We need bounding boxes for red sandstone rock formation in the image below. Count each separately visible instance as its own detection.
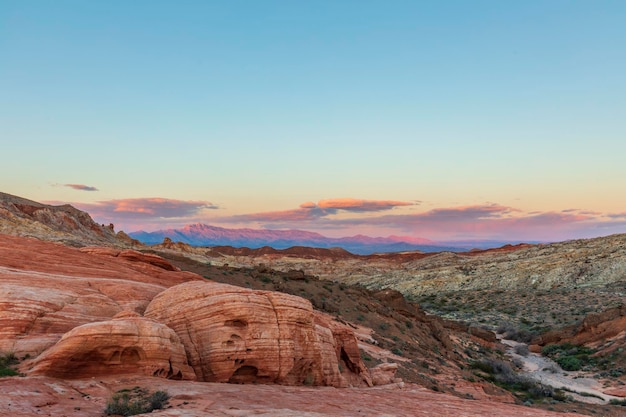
[29,312,195,380]
[0,234,377,387]
[534,305,626,350]
[145,280,372,387]
[0,235,201,357]
[79,247,181,271]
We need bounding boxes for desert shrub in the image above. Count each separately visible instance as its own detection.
[496,322,535,343]
[541,344,562,356]
[541,343,595,371]
[496,322,516,335]
[556,356,582,371]
[514,344,530,357]
[610,398,626,406]
[105,388,170,416]
[148,390,170,410]
[471,358,557,401]
[391,348,403,356]
[0,353,19,377]
[259,275,272,283]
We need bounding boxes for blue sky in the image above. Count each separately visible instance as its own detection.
[1,1,625,241]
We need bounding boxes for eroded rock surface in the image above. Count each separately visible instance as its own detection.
[0,234,376,388]
[29,312,195,380]
[0,234,201,357]
[145,280,371,387]
[0,375,586,417]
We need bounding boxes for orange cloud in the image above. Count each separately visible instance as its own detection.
[316,205,603,240]
[223,203,621,241]
[74,198,217,220]
[227,198,415,223]
[317,198,414,211]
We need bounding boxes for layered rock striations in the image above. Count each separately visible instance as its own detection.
[30,312,196,380]
[0,235,198,357]
[0,233,373,387]
[145,281,371,387]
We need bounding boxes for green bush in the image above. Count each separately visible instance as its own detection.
[105,388,170,416]
[541,343,595,371]
[556,356,582,371]
[391,348,403,356]
[610,398,626,406]
[0,353,19,377]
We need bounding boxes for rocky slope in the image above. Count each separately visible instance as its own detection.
[195,233,626,296]
[0,191,138,247]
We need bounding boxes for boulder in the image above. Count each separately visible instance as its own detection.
[370,362,399,386]
[29,312,195,380]
[145,281,371,387]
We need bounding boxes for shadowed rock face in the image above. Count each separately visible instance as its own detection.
[29,312,196,380]
[145,281,372,387]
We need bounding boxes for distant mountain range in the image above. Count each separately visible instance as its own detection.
[0,192,533,255]
[129,223,522,255]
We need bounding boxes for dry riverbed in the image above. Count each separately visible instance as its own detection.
[501,338,622,404]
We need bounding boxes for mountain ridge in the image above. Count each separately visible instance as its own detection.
[0,191,137,247]
[130,223,467,255]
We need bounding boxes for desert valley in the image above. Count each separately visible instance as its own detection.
[2,191,626,416]
[4,1,624,415]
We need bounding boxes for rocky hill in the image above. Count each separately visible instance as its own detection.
[198,233,626,296]
[0,191,138,247]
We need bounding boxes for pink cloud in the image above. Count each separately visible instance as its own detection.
[225,203,622,242]
[227,198,415,223]
[55,194,626,241]
[74,198,218,220]
[55,183,99,191]
[319,206,606,241]
[317,198,413,212]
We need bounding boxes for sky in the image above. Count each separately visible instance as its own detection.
[1,0,625,242]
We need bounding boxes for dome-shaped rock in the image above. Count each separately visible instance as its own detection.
[29,315,195,380]
[145,281,370,387]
